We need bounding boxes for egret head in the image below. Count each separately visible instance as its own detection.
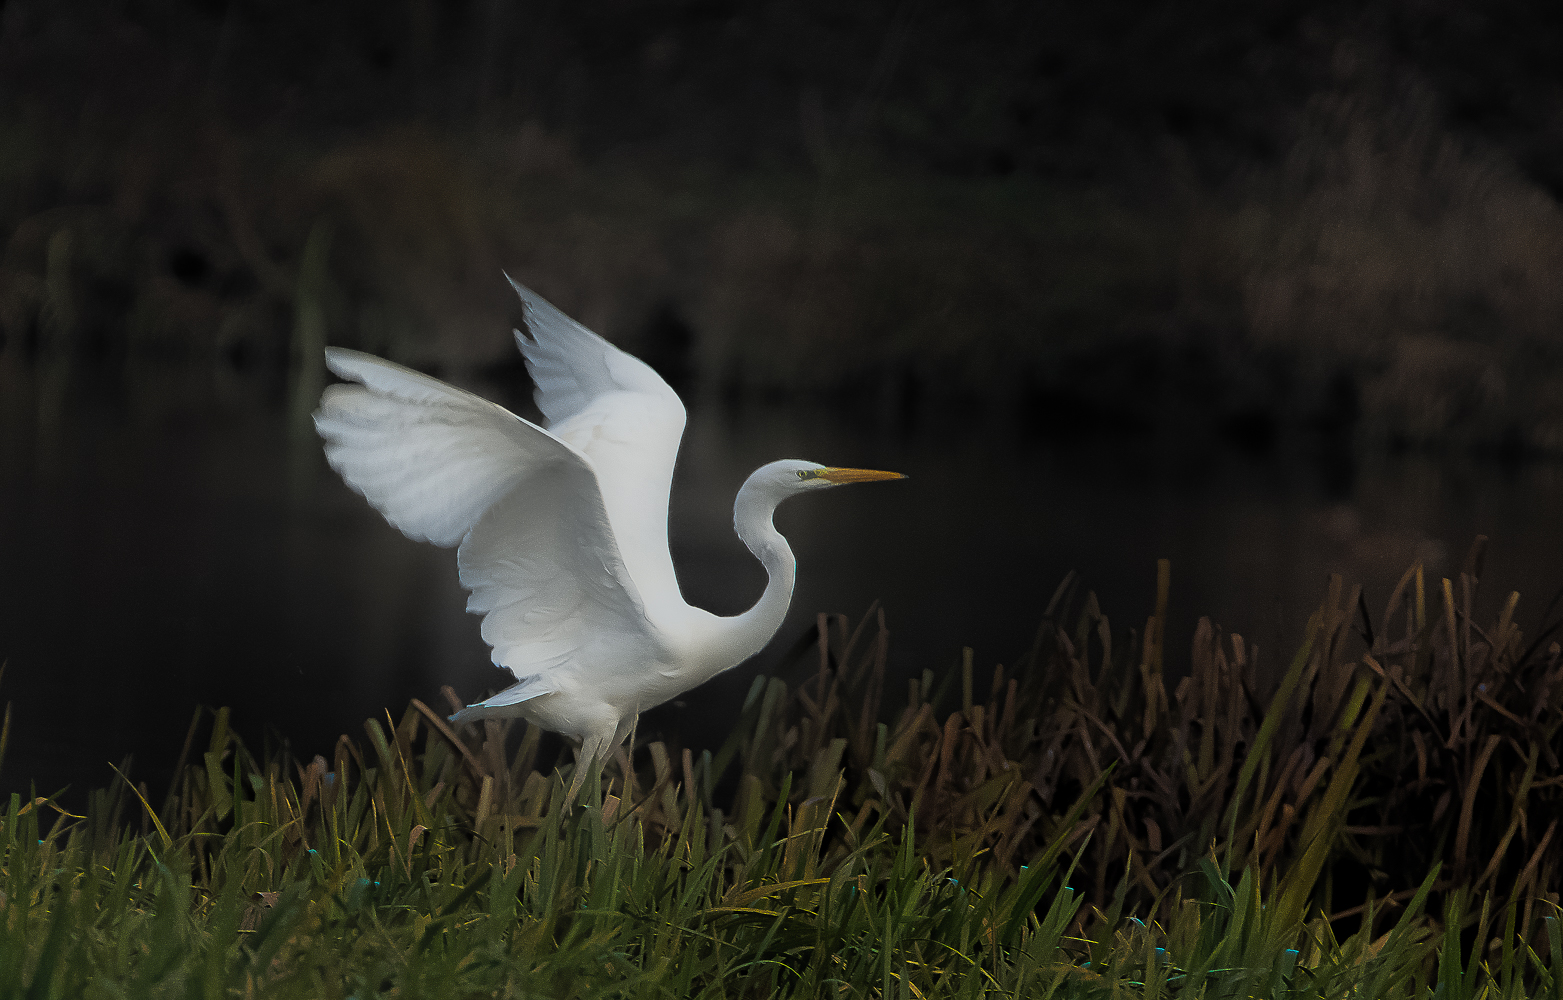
[744,459,906,504]
[734,459,905,549]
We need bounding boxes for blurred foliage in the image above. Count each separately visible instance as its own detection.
[3,0,1563,451]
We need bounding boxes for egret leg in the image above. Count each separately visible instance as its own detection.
[562,727,615,809]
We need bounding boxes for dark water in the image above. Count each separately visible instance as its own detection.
[4,354,1562,800]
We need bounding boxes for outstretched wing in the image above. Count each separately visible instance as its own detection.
[508,278,688,614]
[314,348,659,686]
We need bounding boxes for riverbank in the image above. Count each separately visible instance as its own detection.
[3,554,1560,995]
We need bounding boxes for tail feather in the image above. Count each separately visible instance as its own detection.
[447,675,557,725]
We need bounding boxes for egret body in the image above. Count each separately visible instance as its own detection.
[314,278,903,801]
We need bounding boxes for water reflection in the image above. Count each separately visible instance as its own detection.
[2,357,1560,799]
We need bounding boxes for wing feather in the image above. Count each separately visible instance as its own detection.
[316,350,538,547]
[507,278,688,614]
[508,276,680,425]
[314,348,657,684]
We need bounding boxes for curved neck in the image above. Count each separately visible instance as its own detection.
[704,476,797,670]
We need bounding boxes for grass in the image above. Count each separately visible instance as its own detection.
[5,546,1563,996]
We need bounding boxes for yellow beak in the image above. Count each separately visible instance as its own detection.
[817,467,908,484]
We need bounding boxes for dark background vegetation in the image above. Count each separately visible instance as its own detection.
[5,0,1563,804]
[3,0,1563,448]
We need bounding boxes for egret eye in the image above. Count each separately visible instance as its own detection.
[796,469,820,480]
[796,470,807,480]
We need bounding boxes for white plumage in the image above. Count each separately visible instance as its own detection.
[314,277,903,802]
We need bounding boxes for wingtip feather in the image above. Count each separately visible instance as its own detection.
[324,346,388,384]
[504,273,544,322]
[323,346,355,380]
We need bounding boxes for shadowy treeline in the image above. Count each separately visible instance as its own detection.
[3,0,1563,452]
[6,0,1559,186]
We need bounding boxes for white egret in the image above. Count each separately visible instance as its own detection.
[314,277,904,803]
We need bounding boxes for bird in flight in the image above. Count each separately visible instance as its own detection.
[314,277,904,804]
